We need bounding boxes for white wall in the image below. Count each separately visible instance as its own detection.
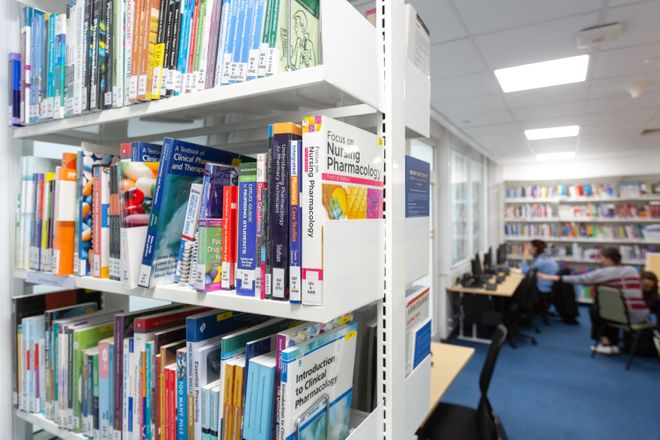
[502,152,660,181]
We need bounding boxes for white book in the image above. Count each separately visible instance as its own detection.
[113,0,125,107]
[300,116,384,305]
[197,0,216,91]
[188,336,223,439]
[214,0,232,87]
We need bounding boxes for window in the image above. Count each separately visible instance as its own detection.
[450,150,484,265]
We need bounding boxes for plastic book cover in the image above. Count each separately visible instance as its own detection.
[218,0,239,85]
[175,183,203,285]
[118,143,161,289]
[221,185,238,290]
[200,161,238,219]
[279,322,358,440]
[236,161,258,296]
[53,153,78,276]
[300,116,383,305]
[232,0,254,83]
[197,218,223,292]
[269,122,301,300]
[138,138,250,288]
[246,0,267,80]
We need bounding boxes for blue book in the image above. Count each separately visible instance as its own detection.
[219,0,240,85]
[30,9,45,123]
[232,0,254,83]
[289,139,302,303]
[246,0,266,80]
[137,138,251,288]
[236,161,258,296]
[9,53,21,125]
[241,336,274,438]
[199,162,238,220]
[120,141,162,162]
[176,0,194,94]
[246,352,276,440]
[176,347,187,440]
[53,14,66,118]
[46,13,56,119]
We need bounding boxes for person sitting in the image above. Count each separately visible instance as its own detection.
[641,270,659,330]
[520,239,559,295]
[538,247,649,355]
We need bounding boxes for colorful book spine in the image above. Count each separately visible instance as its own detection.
[30,172,44,271]
[246,0,266,80]
[203,0,221,88]
[199,162,238,220]
[213,0,231,87]
[109,163,121,280]
[218,0,239,85]
[176,348,187,440]
[236,161,258,296]
[229,0,248,83]
[289,139,302,303]
[175,183,203,284]
[268,122,301,300]
[53,153,78,276]
[20,7,33,125]
[255,153,267,298]
[53,14,66,118]
[221,185,238,290]
[9,53,21,125]
[92,165,111,278]
[196,218,223,292]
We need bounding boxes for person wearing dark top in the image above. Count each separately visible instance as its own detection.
[641,271,659,330]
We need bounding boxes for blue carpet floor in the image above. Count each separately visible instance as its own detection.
[442,315,660,440]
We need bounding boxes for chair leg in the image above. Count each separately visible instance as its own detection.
[626,331,641,371]
[592,325,603,359]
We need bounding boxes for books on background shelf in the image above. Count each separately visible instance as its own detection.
[15,292,358,440]
[11,0,322,127]
[504,222,648,241]
[505,180,660,201]
[505,202,660,221]
[506,243,648,265]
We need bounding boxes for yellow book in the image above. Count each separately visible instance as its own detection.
[41,171,55,271]
[232,357,246,440]
[221,363,235,440]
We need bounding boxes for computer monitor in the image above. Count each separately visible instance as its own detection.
[472,252,483,278]
[496,243,507,265]
[483,247,493,272]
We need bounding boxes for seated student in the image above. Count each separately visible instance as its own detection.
[538,247,650,355]
[520,239,559,295]
[641,271,659,329]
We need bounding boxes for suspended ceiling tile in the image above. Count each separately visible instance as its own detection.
[430,39,487,79]
[432,94,509,117]
[602,1,660,50]
[431,72,501,101]
[504,82,589,109]
[593,41,660,78]
[408,0,467,44]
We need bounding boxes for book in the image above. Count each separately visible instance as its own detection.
[236,161,258,296]
[278,322,358,440]
[118,142,162,289]
[109,163,121,280]
[176,347,188,440]
[221,185,238,290]
[200,161,238,220]
[10,52,22,125]
[196,218,223,292]
[92,164,111,278]
[191,340,221,440]
[138,138,250,288]
[405,286,430,376]
[175,183,203,285]
[231,356,246,440]
[53,152,78,276]
[98,337,114,439]
[301,116,384,305]
[255,153,268,298]
[269,122,301,300]
[244,351,276,440]
[289,138,302,303]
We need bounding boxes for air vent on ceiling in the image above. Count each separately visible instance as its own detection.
[577,23,622,49]
[640,128,660,136]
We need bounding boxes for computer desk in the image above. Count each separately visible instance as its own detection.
[421,342,475,427]
[447,271,524,343]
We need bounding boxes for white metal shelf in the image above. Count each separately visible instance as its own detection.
[17,272,381,323]
[504,236,660,245]
[504,196,660,204]
[506,254,645,265]
[15,411,85,440]
[504,217,660,223]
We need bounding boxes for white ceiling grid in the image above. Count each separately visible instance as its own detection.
[410,0,660,162]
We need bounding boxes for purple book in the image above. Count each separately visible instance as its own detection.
[199,162,238,219]
[205,0,223,88]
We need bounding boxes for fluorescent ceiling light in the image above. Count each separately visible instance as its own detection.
[536,152,576,161]
[525,125,580,141]
[494,55,589,93]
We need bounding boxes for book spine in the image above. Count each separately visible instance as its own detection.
[175,183,203,284]
[197,218,223,293]
[92,165,101,277]
[113,317,125,432]
[137,138,173,288]
[45,13,56,119]
[219,0,239,85]
[145,0,161,100]
[220,363,234,440]
[289,139,302,303]
[89,0,100,111]
[129,0,142,102]
[262,151,272,299]
[269,126,293,300]
[176,350,187,440]
[151,0,168,98]
[102,0,113,109]
[254,154,267,298]
[109,163,121,280]
[246,0,266,80]
[236,164,257,296]
[20,8,32,125]
[301,117,324,305]
[112,0,124,107]
[53,15,66,118]
[166,0,182,96]
[228,0,246,83]
[221,186,237,290]
[213,0,231,87]
[9,53,21,125]
[175,0,191,95]
[265,0,280,76]
[93,353,100,438]
[124,0,135,104]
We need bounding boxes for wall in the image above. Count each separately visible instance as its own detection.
[502,152,660,181]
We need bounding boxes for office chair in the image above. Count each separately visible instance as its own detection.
[504,271,539,348]
[417,325,508,440]
[593,285,656,370]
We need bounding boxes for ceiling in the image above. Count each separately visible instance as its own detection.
[409,0,660,163]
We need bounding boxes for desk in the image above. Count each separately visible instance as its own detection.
[447,272,524,343]
[421,342,475,427]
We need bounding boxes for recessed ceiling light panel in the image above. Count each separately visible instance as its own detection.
[494,55,589,93]
[525,125,580,141]
[536,152,576,161]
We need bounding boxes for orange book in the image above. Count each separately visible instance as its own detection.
[143,0,161,101]
[130,0,144,102]
[231,357,246,440]
[221,363,235,440]
[53,153,77,275]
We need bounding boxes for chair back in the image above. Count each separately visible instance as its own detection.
[596,285,630,326]
[477,324,508,440]
[479,324,507,396]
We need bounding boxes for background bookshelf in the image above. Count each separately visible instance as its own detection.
[504,176,660,304]
[5,0,432,439]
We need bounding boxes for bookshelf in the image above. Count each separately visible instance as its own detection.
[504,177,660,304]
[6,0,432,439]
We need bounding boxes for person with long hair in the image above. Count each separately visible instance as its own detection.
[521,239,558,294]
[538,247,650,354]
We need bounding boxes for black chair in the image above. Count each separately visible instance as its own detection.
[504,271,539,348]
[550,268,580,325]
[417,325,508,440]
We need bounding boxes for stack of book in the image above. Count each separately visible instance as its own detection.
[15,116,384,307]
[10,0,322,126]
[16,294,358,440]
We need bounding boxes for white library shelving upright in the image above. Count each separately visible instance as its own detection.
[4,0,432,439]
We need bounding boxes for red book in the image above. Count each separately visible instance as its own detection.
[165,364,176,440]
[133,306,208,333]
[154,353,161,439]
[221,186,238,290]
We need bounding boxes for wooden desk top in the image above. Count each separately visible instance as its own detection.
[429,342,475,409]
[447,271,524,297]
